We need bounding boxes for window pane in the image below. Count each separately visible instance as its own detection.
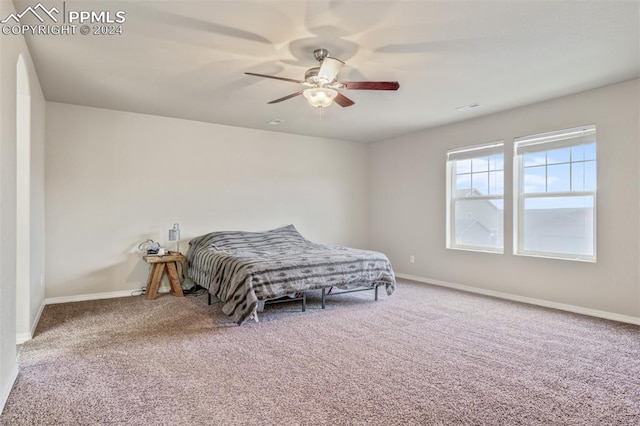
[490,199,504,210]
[522,196,595,256]
[454,199,503,249]
[456,159,471,174]
[456,173,471,191]
[489,171,504,195]
[571,161,595,192]
[547,147,570,164]
[489,154,504,171]
[472,157,489,172]
[571,143,596,162]
[584,143,596,160]
[547,164,570,192]
[525,196,594,209]
[472,172,489,195]
[584,161,596,191]
[524,152,545,167]
[572,162,585,191]
[571,145,585,161]
[524,166,546,193]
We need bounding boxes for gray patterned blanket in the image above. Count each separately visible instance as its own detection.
[187,225,396,324]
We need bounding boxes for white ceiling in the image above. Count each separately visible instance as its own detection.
[16,0,640,143]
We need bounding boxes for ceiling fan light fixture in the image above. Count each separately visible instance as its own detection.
[303,87,338,108]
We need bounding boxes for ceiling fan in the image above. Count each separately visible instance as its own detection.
[245,48,400,108]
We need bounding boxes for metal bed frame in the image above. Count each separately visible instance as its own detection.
[208,292,307,312]
[321,284,380,309]
[206,283,381,317]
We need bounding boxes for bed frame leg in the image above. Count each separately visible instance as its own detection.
[375,284,379,301]
[208,293,211,306]
[302,293,306,312]
[321,288,326,309]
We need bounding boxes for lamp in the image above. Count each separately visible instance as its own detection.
[168,223,180,254]
[303,87,338,108]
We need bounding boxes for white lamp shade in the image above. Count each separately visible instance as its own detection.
[169,223,180,241]
[303,88,338,108]
[317,57,344,83]
[168,223,181,253]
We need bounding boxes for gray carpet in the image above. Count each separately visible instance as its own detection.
[1,280,639,425]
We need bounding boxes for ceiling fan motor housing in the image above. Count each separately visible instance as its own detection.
[304,67,321,84]
[313,48,330,62]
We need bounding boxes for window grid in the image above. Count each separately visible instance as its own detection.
[447,142,504,253]
[455,157,504,197]
[515,126,596,262]
[523,146,595,194]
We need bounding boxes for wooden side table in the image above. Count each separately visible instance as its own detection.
[143,253,185,300]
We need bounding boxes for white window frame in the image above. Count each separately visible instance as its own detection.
[513,125,597,262]
[446,141,504,253]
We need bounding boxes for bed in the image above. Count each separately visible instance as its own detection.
[187,225,396,324]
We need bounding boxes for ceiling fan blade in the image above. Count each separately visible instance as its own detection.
[343,81,400,90]
[245,72,304,84]
[318,57,344,82]
[334,92,355,108]
[267,90,304,104]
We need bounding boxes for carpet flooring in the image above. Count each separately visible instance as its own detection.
[1,280,639,425]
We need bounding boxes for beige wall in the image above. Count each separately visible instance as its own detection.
[369,79,640,318]
[0,1,46,411]
[45,103,369,298]
[28,69,46,330]
[15,54,46,341]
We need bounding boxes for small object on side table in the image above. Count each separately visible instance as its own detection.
[142,253,186,300]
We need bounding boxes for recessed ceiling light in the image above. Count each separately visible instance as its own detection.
[456,103,480,111]
[266,118,285,126]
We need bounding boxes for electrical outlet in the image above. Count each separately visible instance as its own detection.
[410,255,415,264]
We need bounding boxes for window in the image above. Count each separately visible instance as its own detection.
[447,141,504,252]
[514,125,596,261]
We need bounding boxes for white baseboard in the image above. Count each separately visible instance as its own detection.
[16,291,138,345]
[16,290,133,344]
[396,273,640,326]
[0,364,18,414]
[16,299,47,344]
[44,289,138,305]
